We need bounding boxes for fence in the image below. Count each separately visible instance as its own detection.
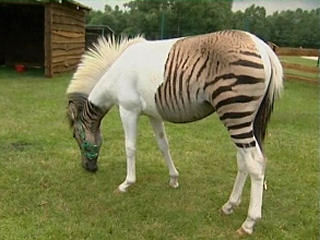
[274,47,319,84]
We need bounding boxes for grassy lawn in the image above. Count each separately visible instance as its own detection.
[0,66,318,240]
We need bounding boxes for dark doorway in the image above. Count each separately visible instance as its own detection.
[0,4,44,68]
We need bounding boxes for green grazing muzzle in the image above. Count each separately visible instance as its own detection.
[82,141,100,160]
[78,123,100,161]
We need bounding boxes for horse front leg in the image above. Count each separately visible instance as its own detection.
[149,117,179,188]
[118,106,139,192]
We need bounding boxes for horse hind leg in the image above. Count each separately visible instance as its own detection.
[221,150,248,215]
[237,144,266,235]
[219,115,266,234]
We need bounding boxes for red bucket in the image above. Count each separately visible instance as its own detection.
[15,64,26,73]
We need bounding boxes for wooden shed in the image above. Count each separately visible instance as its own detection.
[0,0,90,77]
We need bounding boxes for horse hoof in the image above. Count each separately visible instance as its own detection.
[236,227,250,237]
[220,207,232,216]
[221,203,234,215]
[114,187,126,194]
[169,177,179,188]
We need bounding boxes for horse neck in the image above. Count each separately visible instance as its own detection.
[87,66,117,112]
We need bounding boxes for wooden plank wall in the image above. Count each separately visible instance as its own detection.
[276,47,319,57]
[45,3,86,77]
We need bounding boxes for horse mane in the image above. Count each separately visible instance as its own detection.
[66,35,145,127]
[66,35,146,95]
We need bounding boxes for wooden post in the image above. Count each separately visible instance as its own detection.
[44,3,53,77]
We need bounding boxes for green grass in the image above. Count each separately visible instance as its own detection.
[0,67,318,239]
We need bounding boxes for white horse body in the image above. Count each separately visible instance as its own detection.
[89,38,180,119]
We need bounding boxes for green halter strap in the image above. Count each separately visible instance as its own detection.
[79,123,100,160]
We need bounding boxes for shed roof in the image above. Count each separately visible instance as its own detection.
[86,25,115,34]
[0,0,90,10]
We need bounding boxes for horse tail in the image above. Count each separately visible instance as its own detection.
[253,39,283,152]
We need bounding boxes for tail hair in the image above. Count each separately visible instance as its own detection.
[254,43,284,152]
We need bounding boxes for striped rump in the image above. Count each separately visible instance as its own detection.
[155,30,283,149]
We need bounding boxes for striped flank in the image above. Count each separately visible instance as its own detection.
[155,30,269,148]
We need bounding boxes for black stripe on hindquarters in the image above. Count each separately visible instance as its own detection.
[240,50,261,58]
[186,56,201,104]
[168,48,181,112]
[204,74,263,90]
[176,56,190,110]
[220,111,254,121]
[231,131,254,139]
[235,141,256,148]
[211,76,264,100]
[230,59,264,69]
[165,47,175,80]
[162,47,176,112]
[163,78,171,113]
[173,55,189,111]
[227,121,252,130]
[215,95,260,111]
[236,75,264,85]
[204,73,236,90]
[196,55,210,80]
[211,85,233,100]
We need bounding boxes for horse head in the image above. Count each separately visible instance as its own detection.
[67,93,103,172]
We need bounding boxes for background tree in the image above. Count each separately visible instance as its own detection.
[231,5,270,41]
[86,0,320,48]
[268,8,320,48]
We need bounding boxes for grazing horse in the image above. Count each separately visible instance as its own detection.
[66,30,283,235]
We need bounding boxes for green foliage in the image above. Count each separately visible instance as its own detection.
[86,1,320,48]
[267,8,320,48]
[231,6,320,47]
[88,0,233,39]
[232,5,269,40]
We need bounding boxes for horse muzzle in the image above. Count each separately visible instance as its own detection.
[81,141,100,172]
[82,157,98,172]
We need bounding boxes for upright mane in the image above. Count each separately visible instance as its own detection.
[66,35,146,96]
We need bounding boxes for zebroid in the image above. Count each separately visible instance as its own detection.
[66,30,283,235]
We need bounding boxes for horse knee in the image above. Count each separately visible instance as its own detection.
[247,160,265,180]
[125,144,136,158]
